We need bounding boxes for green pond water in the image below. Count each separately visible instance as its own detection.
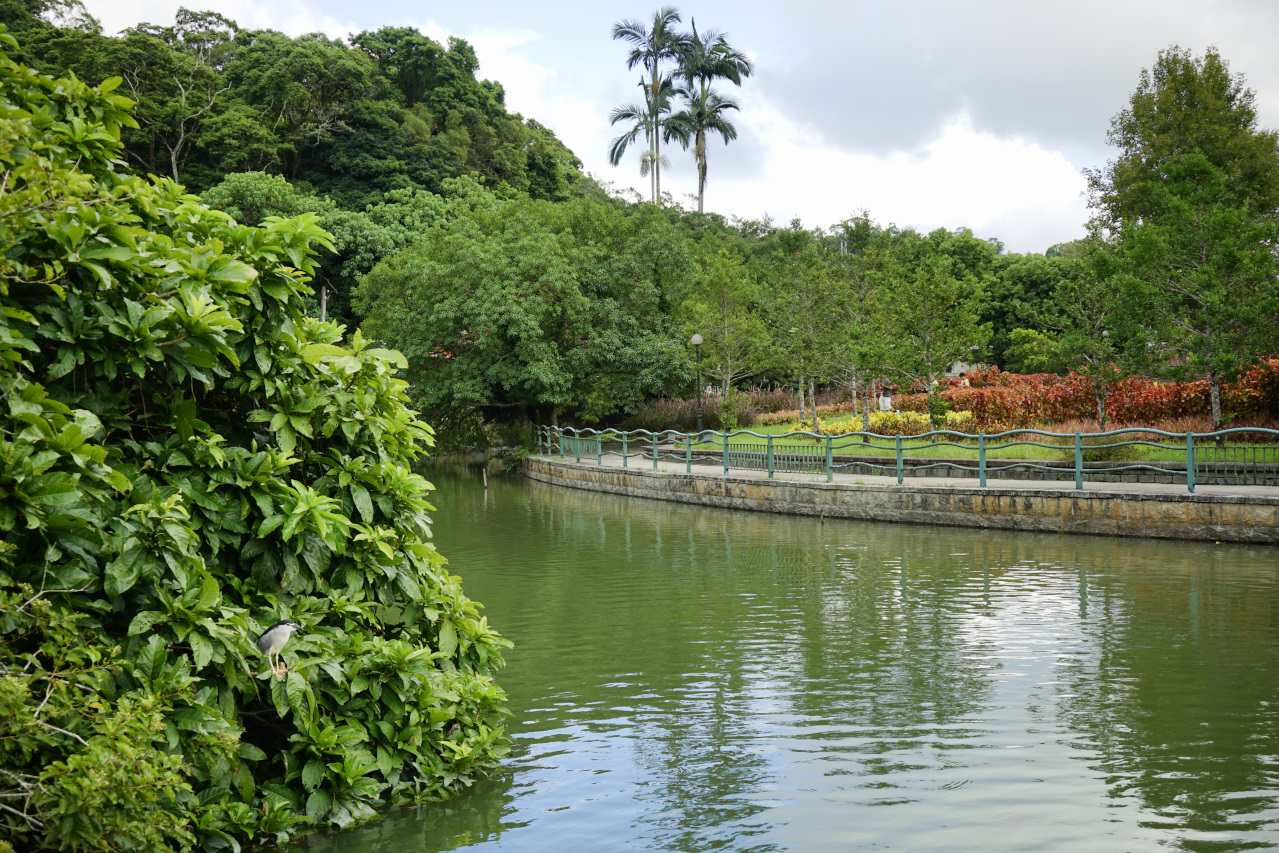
[305,464,1279,852]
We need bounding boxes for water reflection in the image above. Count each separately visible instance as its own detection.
[304,467,1279,852]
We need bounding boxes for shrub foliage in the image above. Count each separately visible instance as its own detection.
[893,363,1279,429]
[0,31,508,852]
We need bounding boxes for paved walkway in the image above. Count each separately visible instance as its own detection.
[546,452,1279,502]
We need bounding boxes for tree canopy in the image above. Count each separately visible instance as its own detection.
[1087,46,1279,429]
[355,187,696,445]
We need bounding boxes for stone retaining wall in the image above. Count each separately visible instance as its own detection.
[525,457,1279,544]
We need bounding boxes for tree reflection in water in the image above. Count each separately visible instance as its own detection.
[306,465,1279,853]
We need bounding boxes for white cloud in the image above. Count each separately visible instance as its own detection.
[657,94,1089,251]
[83,0,357,38]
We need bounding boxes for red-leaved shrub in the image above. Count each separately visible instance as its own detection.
[895,359,1279,431]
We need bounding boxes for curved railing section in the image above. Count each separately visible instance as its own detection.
[534,425,1279,494]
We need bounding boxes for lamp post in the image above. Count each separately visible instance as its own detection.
[691,333,704,434]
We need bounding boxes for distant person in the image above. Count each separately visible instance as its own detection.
[878,379,895,412]
[960,372,970,387]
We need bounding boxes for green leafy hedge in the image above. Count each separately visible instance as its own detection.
[0,29,508,853]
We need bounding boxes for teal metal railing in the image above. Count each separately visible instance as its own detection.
[535,426,1279,494]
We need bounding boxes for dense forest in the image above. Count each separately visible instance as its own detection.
[7,1,1278,449]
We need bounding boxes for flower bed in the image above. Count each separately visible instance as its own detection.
[893,358,1279,429]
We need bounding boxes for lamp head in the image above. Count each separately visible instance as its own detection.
[690,333,703,346]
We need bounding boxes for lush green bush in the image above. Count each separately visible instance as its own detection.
[0,30,508,852]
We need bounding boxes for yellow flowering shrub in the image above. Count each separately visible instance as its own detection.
[789,411,977,436]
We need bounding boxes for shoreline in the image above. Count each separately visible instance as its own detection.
[525,456,1279,544]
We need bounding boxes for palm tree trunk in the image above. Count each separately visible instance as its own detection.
[697,130,707,214]
[655,132,662,205]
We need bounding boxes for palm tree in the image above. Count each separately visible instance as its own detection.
[609,75,678,204]
[611,6,687,204]
[672,22,754,213]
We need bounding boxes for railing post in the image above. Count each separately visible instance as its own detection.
[557,427,564,461]
[895,436,903,485]
[767,435,774,479]
[1187,432,1196,494]
[622,432,628,468]
[723,430,729,477]
[1074,432,1083,490]
[653,432,659,470]
[597,434,602,466]
[978,434,987,488]
[685,432,692,473]
[825,435,833,483]
[573,430,580,464]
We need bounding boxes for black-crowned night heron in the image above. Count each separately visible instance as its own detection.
[256,619,301,677]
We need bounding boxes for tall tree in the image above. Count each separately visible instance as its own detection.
[609,74,677,204]
[880,233,990,424]
[678,247,767,399]
[611,6,686,204]
[1088,46,1279,228]
[1087,46,1279,431]
[827,214,892,432]
[671,22,752,214]
[757,228,836,420]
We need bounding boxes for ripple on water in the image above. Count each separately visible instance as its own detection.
[306,467,1279,853]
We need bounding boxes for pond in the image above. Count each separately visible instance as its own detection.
[304,463,1279,852]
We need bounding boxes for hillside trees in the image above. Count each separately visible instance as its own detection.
[15,11,586,203]
[201,170,469,329]
[0,33,508,851]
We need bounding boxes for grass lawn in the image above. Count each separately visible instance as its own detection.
[588,414,1272,463]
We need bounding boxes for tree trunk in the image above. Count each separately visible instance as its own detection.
[1209,370,1223,433]
[860,373,872,440]
[654,123,662,205]
[809,380,817,418]
[1094,382,1107,431]
[651,142,657,204]
[798,375,806,422]
[697,130,707,214]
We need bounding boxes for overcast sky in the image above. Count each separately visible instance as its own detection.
[80,0,1279,253]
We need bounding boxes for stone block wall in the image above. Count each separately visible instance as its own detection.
[525,458,1279,544]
